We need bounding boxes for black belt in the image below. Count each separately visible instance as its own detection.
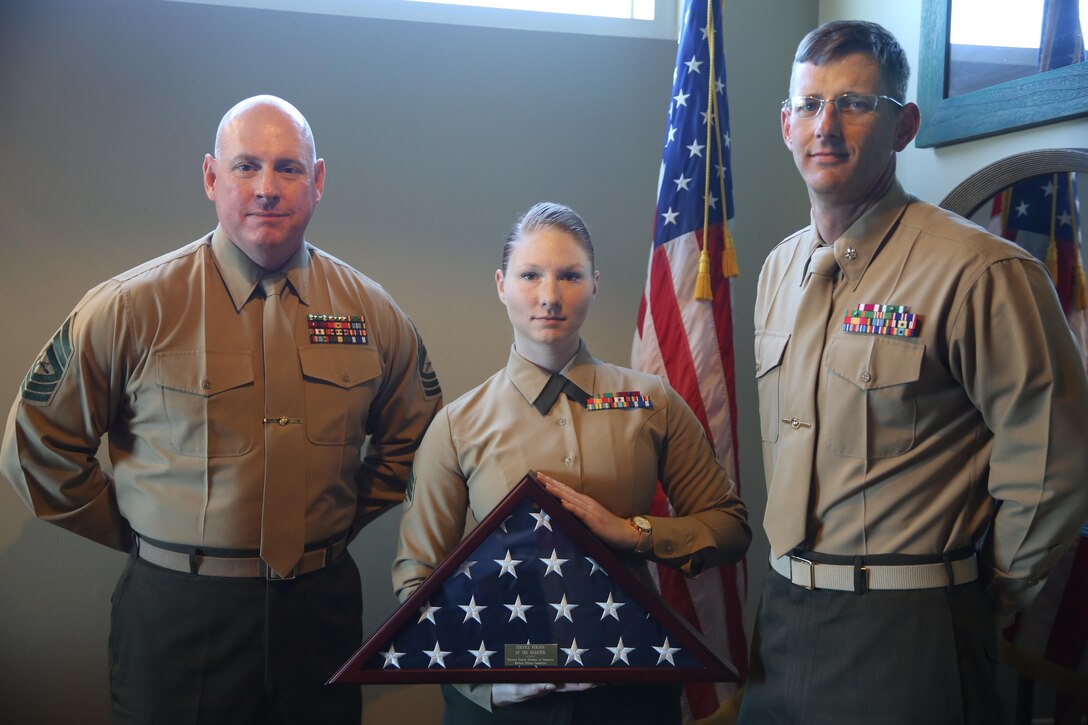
[134,532,350,580]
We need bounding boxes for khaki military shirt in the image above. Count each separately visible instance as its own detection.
[394,342,750,711]
[1,228,442,552]
[754,182,1088,613]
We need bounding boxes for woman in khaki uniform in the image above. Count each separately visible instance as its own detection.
[393,202,751,724]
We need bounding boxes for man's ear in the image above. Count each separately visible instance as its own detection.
[496,269,506,304]
[313,158,326,203]
[202,154,217,201]
[781,106,795,151]
[892,103,921,152]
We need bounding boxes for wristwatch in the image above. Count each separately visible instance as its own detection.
[629,516,653,554]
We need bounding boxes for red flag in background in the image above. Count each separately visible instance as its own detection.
[632,0,746,719]
[991,172,1088,719]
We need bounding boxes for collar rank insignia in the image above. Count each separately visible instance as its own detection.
[308,314,367,345]
[586,391,652,411]
[842,303,921,338]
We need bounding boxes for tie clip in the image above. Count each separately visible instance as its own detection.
[782,417,811,429]
[263,416,303,426]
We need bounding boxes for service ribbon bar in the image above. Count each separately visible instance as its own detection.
[857,303,909,314]
[308,313,368,344]
[586,391,653,411]
[842,304,920,338]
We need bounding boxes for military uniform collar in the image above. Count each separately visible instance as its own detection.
[506,342,597,406]
[210,226,313,311]
[802,181,913,291]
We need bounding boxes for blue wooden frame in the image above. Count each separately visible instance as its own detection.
[916,0,1088,148]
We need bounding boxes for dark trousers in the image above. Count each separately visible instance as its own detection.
[440,682,682,725]
[738,564,1006,725]
[109,550,363,725]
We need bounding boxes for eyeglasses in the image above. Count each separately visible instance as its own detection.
[782,93,904,119]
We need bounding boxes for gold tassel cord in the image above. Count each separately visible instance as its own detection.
[712,80,739,279]
[694,0,717,301]
[1067,173,1087,311]
[1045,173,1059,282]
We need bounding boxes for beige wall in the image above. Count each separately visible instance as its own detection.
[3,0,1083,721]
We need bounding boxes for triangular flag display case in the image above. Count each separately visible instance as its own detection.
[330,473,739,685]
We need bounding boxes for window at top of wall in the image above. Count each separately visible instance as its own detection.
[167,0,679,39]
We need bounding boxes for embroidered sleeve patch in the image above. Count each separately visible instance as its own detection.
[21,318,74,405]
[404,468,416,510]
[842,304,921,337]
[416,329,442,400]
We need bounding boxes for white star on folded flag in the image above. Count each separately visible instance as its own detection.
[424,642,450,669]
[505,595,532,623]
[540,549,568,577]
[550,594,578,623]
[469,641,497,668]
[459,595,486,624]
[607,637,635,665]
[417,604,440,624]
[495,550,521,578]
[654,637,682,666]
[597,592,625,621]
[380,645,405,669]
[531,510,552,531]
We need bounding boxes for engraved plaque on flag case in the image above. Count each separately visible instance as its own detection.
[330,474,739,685]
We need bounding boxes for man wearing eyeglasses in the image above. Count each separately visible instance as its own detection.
[739,20,1088,724]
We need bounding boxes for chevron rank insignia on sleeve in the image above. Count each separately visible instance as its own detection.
[21,318,73,405]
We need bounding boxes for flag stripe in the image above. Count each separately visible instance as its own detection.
[646,242,711,426]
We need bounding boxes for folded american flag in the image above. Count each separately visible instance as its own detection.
[330,474,737,684]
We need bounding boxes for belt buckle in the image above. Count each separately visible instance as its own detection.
[263,562,298,581]
[790,556,816,589]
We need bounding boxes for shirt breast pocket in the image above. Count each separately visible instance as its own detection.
[823,334,924,459]
[754,330,790,443]
[299,347,383,445]
[156,351,255,457]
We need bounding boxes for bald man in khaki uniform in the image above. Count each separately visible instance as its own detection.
[1,96,442,724]
[738,21,1088,725]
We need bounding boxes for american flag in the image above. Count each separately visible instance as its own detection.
[331,475,737,685]
[632,0,747,717]
[987,171,1087,374]
[991,172,1088,719]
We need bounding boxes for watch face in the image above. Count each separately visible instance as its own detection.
[632,516,651,533]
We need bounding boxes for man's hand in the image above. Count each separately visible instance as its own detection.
[491,682,596,707]
[535,473,641,551]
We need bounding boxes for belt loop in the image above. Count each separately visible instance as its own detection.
[324,539,335,567]
[943,552,955,592]
[852,556,869,595]
[188,549,201,576]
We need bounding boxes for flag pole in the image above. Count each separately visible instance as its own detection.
[694,0,717,301]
